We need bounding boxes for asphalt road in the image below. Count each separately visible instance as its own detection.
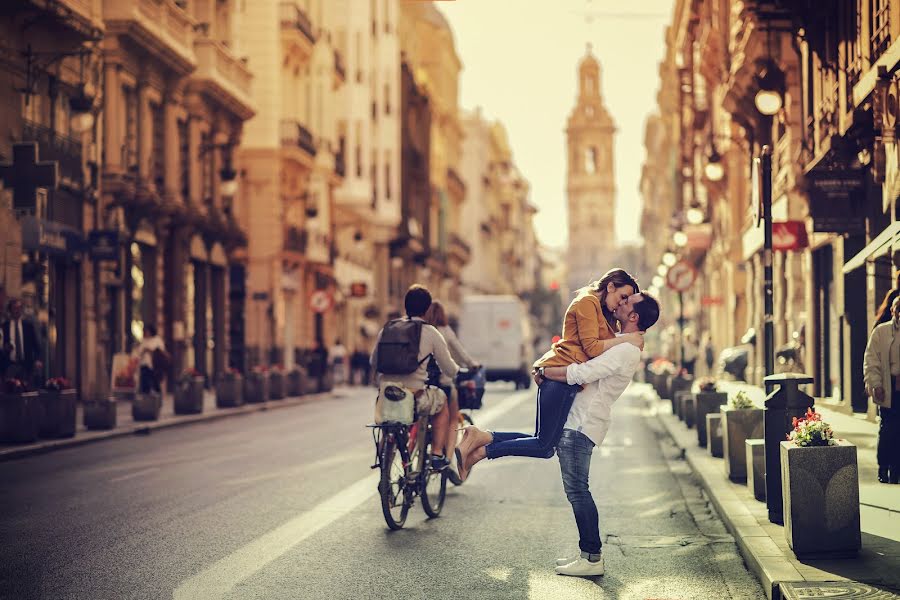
[1,383,766,600]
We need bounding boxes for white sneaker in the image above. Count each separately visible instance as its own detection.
[556,554,579,567]
[555,556,605,577]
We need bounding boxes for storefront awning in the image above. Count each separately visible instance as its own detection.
[842,222,900,274]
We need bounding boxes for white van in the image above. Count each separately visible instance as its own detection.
[458,295,533,389]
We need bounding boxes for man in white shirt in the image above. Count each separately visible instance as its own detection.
[539,292,660,578]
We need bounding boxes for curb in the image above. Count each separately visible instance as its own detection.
[652,396,805,600]
[0,391,336,462]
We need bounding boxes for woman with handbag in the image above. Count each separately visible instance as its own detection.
[863,296,900,483]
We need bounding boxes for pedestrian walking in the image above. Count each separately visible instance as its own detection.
[331,339,348,385]
[133,324,167,395]
[455,269,643,479]
[863,296,900,484]
[874,271,900,327]
[682,328,698,375]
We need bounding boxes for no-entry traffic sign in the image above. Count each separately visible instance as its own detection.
[309,290,332,313]
[665,260,697,292]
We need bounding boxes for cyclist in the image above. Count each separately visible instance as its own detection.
[424,300,480,480]
[371,285,460,470]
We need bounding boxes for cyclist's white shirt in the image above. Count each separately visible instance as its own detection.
[563,340,641,446]
[370,317,460,391]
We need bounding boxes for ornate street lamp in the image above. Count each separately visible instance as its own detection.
[673,230,688,247]
[754,62,785,116]
[704,146,724,182]
[662,251,677,267]
[68,84,95,134]
[686,205,705,225]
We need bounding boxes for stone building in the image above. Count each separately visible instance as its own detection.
[238,0,343,368]
[566,45,617,293]
[0,0,104,397]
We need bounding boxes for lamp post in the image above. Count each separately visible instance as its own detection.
[760,145,775,380]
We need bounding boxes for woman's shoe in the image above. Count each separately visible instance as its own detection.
[878,466,890,483]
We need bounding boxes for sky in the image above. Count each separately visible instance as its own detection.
[438,0,674,249]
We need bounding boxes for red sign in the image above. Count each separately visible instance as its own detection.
[309,290,332,313]
[349,282,368,298]
[772,221,809,252]
[701,296,724,306]
[666,260,698,292]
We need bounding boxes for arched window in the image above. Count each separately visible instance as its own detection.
[584,147,597,174]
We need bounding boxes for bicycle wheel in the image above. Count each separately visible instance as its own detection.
[421,430,448,518]
[379,435,410,530]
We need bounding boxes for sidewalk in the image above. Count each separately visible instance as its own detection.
[0,385,356,462]
[641,381,900,599]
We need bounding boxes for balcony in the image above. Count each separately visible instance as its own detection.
[280,120,317,162]
[334,149,345,177]
[191,36,255,121]
[447,233,471,266]
[280,2,316,63]
[22,120,83,189]
[284,226,307,254]
[104,0,195,74]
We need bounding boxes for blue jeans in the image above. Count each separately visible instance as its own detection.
[557,429,601,558]
[485,379,579,459]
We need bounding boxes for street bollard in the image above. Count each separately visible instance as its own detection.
[669,374,693,415]
[763,372,814,525]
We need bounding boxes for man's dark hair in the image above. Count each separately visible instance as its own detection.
[634,293,660,331]
[404,284,432,317]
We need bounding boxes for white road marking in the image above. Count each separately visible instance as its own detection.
[172,388,533,599]
[109,467,160,483]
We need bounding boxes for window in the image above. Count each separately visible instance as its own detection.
[371,0,377,36]
[355,32,363,83]
[385,151,391,199]
[584,147,597,174]
[178,119,190,202]
[355,121,362,177]
[201,131,213,203]
[384,0,390,33]
[384,83,391,114]
[370,151,377,207]
[123,86,138,170]
[872,0,891,59]
[151,101,164,188]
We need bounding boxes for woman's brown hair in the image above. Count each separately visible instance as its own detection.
[577,268,640,327]
[424,300,448,327]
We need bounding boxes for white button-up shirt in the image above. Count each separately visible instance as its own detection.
[564,341,642,446]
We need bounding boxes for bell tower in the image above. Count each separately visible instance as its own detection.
[566,44,617,292]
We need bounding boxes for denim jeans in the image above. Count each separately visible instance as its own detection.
[879,392,900,468]
[485,379,579,459]
[557,428,601,558]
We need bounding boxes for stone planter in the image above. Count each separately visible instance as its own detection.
[269,371,286,400]
[244,372,269,403]
[746,439,765,501]
[695,391,727,447]
[174,376,205,415]
[38,388,77,438]
[706,413,723,458]
[674,390,691,421]
[721,407,764,482]
[132,392,162,421]
[215,375,244,408]
[681,394,696,428]
[302,371,319,395]
[320,369,334,393]
[287,368,305,396]
[84,397,117,430]
[0,391,40,443]
[780,440,861,558]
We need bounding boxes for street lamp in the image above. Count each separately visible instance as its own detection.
[686,206,705,225]
[754,62,784,116]
[657,264,668,277]
[704,146,724,182]
[69,85,95,134]
[662,251,677,267]
[651,276,664,289]
[673,231,688,247]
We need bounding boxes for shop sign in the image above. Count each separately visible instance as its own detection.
[772,221,809,251]
[701,296,723,306]
[21,215,83,256]
[684,222,713,250]
[350,282,368,298]
[88,230,119,261]
[806,163,866,234]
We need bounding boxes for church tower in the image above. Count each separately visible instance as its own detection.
[566,45,617,293]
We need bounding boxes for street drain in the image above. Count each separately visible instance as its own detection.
[777,581,900,599]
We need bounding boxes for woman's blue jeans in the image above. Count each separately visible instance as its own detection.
[557,428,601,558]
[485,379,579,459]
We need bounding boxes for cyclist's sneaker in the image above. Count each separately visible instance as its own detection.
[430,454,450,471]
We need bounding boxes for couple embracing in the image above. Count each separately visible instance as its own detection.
[456,268,661,577]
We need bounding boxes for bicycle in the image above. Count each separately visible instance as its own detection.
[369,410,447,530]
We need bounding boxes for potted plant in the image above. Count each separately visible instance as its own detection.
[111,357,139,402]
[721,391,763,482]
[215,367,244,408]
[244,365,270,403]
[38,377,77,438]
[781,408,861,558]
[287,365,306,397]
[269,364,286,400]
[174,368,205,415]
[695,377,727,448]
[0,378,40,443]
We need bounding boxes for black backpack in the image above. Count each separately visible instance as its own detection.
[375,318,429,375]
